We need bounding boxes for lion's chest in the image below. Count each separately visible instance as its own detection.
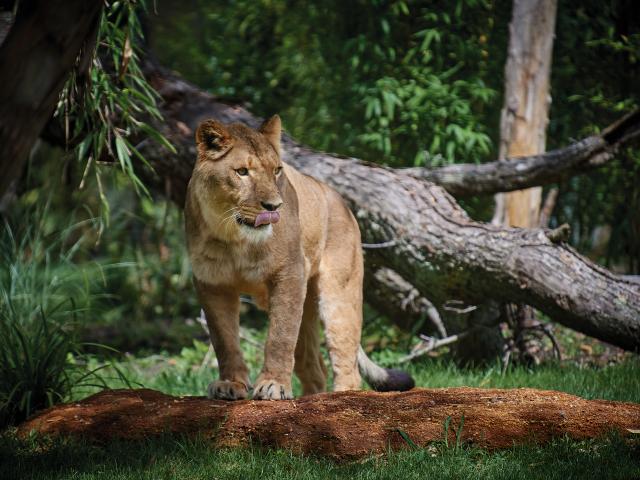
[190,241,271,286]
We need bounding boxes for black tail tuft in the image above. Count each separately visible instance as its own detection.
[370,368,415,392]
[358,346,415,392]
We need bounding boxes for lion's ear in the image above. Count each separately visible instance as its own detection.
[195,119,234,160]
[259,114,281,156]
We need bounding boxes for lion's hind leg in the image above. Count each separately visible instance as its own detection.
[316,254,364,392]
[294,284,327,395]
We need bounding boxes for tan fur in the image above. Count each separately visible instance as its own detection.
[185,115,364,400]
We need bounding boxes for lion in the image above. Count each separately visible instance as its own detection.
[185,114,414,400]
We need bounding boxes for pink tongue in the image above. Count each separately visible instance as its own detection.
[254,211,280,227]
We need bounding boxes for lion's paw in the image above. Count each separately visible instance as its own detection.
[252,379,293,401]
[207,380,250,400]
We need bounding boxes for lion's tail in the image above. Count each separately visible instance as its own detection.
[357,346,415,392]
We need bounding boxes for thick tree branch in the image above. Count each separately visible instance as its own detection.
[0,0,102,196]
[404,108,640,196]
[140,64,640,351]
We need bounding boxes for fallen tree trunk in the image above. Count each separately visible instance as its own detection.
[140,65,640,351]
[18,388,640,460]
[293,148,640,350]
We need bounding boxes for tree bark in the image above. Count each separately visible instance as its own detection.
[493,0,557,227]
[0,0,102,196]
[138,64,640,352]
[18,388,640,460]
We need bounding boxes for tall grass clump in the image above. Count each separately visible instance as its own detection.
[0,207,109,427]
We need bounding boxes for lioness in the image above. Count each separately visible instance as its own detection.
[185,115,414,400]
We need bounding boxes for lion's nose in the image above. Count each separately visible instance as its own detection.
[260,201,283,211]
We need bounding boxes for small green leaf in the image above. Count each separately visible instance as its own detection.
[396,428,418,449]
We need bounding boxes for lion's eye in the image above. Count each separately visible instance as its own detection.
[236,167,249,177]
[275,166,283,176]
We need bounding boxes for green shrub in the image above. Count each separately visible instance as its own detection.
[0,209,110,427]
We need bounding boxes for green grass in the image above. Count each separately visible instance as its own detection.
[2,432,638,480]
[3,339,639,479]
[404,358,640,402]
[79,340,640,403]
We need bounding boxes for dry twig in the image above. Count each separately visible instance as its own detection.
[398,330,473,363]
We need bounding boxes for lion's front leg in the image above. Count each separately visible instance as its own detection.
[253,267,305,400]
[195,279,251,401]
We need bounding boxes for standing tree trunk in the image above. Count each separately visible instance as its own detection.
[493,0,557,228]
[0,0,103,197]
[490,0,558,363]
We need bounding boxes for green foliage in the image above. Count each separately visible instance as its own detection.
[150,0,503,167]
[57,0,174,223]
[548,0,640,271]
[0,207,113,426]
[358,72,495,166]
[353,2,497,166]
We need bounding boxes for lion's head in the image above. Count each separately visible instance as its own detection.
[192,115,284,242]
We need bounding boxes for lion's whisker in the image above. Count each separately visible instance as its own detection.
[216,207,240,228]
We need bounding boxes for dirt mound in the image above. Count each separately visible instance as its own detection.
[17,387,640,460]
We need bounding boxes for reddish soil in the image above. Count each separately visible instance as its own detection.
[17,387,640,460]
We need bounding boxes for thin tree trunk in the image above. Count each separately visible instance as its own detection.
[493,0,557,227]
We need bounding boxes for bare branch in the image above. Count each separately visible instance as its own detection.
[398,331,473,363]
[404,109,640,196]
